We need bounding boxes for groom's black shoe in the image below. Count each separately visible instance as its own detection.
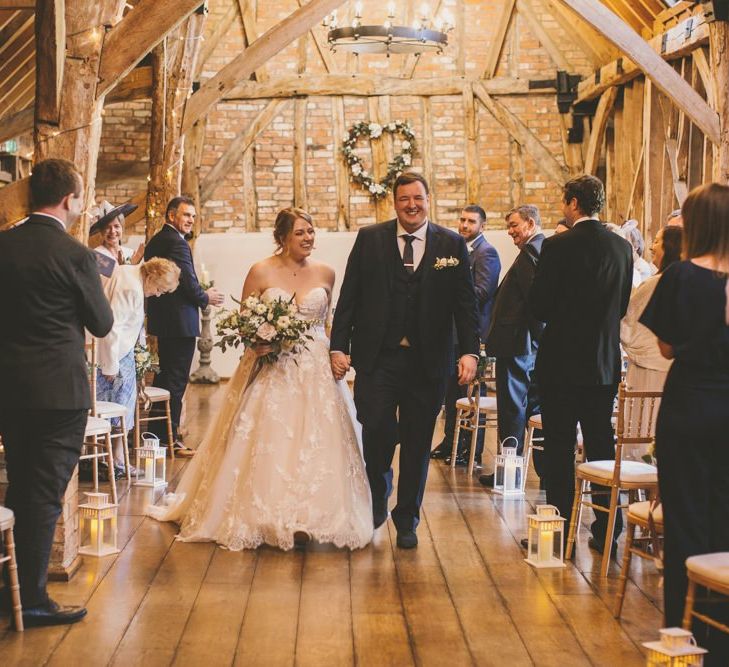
[396,530,418,549]
[430,441,450,460]
[20,599,87,628]
[373,508,389,529]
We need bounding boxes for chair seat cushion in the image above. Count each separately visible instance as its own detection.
[577,460,657,484]
[0,505,14,530]
[686,553,729,586]
[528,414,542,428]
[141,386,170,401]
[627,500,663,525]
[95,401,127,417]
[85,416,111,436]
[456,396,497,412]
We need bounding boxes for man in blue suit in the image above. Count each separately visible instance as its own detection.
[431,205,501,466]
[144,196,223,455]
[480,205,545,487]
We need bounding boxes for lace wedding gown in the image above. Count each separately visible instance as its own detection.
[147,287,373,551]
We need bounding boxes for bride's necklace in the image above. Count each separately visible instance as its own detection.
[279,257,307,277]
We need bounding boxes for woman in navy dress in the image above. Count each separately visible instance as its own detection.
[641,183,729,663]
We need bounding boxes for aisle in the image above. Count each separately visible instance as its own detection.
[0,383,663,666]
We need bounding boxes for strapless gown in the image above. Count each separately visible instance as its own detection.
[146,287,373,551]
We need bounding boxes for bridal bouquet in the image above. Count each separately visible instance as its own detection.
[215,293,315,363]
[134,342,159,381]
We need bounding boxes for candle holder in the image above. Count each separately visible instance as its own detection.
[190,277,220,384]
[525,505,566,569]
[134,432,167,488]
[643,627,707,666]
[79,492,119,557]
[493,437,525,498]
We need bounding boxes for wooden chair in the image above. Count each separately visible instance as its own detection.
[565,384,660,577]
[0,506,23,631]
[522,416,584,492]
[80,416,118,504]
[683,552,729,636]
[450,357,497,476]
[613,498,663,618]
[134,385,174,459]
[87,338,132,480]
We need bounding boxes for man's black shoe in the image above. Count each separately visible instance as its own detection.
[588,536,618,559]
[478,473,495,487]
[20,599,87,628]
[430,442,450,460]
[520,538,529,549]
[444,453,468,466]
[373,508,389,529]
[396,530,418,549]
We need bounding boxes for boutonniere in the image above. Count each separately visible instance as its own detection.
[433,256,460,270]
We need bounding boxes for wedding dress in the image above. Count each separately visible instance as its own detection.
[147,287,373,551]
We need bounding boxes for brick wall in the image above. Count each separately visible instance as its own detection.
[95,0,593,236]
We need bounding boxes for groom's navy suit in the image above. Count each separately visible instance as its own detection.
[331,220,479,531]
[145,224,209,442]
[0,214,113,607]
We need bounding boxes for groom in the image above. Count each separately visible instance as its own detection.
[331,172,479,548]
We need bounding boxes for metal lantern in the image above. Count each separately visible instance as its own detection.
[643,627,708,666]
[134,432,167,488]
[493,437,525,497]
[525,504,566,569]
[79,492,119,557]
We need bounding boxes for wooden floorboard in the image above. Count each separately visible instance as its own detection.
[1,383,665,666]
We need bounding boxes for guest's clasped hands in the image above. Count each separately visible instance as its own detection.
[206,287,224,307]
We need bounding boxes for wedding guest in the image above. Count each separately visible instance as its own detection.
[620,226,682,392]
[90,200,144,265]
[640,183,729,662]
[144,196,224,457]
[480,205,545,487]
[666,208,683,227]
[97,258,181,475]
[431,205,500,467]
[0,158,113,627]
[331,172,479,549]
[530,175,632,556]
[553,218,572,234]
[621,219,655,286]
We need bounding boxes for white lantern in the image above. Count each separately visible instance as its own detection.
[643,627,708,666]
[134,432,167,488]
[78,492,119,557]
[524,504,566,568]
[493,437,525,497]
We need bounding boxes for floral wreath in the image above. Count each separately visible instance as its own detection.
[342,121,416,199]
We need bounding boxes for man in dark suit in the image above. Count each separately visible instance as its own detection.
[0,159,113,627]
[529,175,632,553]
[480,205,545,487]
[144,196,223,456]
[330,172,479,549]
[430,205,500,465]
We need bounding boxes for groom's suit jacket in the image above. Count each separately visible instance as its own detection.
[0,214,113,409]
[331,219,480,379]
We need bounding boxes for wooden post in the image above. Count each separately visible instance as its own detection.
[241,146,257,231]
[368,97,389,223]
[421,96,436,223]
[709,19,729,183]
[463,83,480,205]
[332,96,349,230]
[293,97,308,210]
[181,117,206,239]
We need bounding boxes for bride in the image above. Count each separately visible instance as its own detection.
[147,208,373,551]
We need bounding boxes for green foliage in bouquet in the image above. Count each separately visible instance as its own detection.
[134,343,159,381]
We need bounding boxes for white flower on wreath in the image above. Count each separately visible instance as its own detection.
[387,122,396,131]
[403,154,412,165]
[368,122,382,138]
[351,163,363,176]
[434,256,460,270]
[402,140,411,150]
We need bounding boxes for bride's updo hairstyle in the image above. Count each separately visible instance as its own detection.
[273,207,314,254]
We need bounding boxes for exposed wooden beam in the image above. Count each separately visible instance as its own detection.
[0,12,32,60]
[293,97,308,209]
[473,81,569,186]
[400,0,444,79]
[196,0,238,77]
[0,177,30,230]
[34,0,65,124]
[463,84,480,204]
[96,159,149,185]
[584,87,618,175]
[710,19,729,183]
[0,30,33,89]
[0,1,34,7]
[483,0,515,79]
[96,0,202,98]
[236,0,268,82]
[182,0,348,134]
[517,0,572,72]
[297,0,336,73]
[199,99,290,204]
[106,64,154,103]
[332,96,349,230]
[225,75,551,99]
[576,14,709,103]
[562,0,720,144]
[0,106,33,143]
[692,46,713,108]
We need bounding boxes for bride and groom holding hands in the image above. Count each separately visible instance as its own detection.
[148,171,480,551]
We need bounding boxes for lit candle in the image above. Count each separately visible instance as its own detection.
[387,1,396,18]
[145,456,154,483]
[504,457,516,491]
[539,529,553,561]
[354,1,362,18]
[200,263,210,285]
[90,517,99,550]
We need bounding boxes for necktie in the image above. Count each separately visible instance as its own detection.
[402,234,416,274]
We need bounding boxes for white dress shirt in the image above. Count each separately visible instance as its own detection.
[97,265,145,375]
[396,220,428,271]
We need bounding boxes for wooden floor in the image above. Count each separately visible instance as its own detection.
[1,383,664,666]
